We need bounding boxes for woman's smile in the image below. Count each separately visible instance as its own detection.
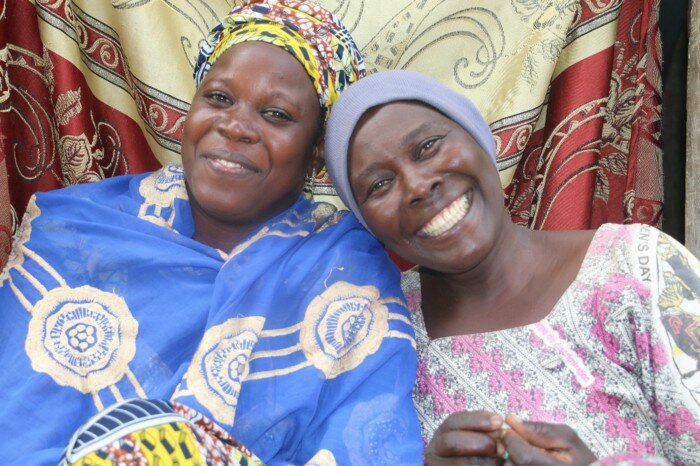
[208,157,247,173]
[202,149,259,177]
[418,190,473,238]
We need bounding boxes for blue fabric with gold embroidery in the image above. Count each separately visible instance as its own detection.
[0,165,422,465]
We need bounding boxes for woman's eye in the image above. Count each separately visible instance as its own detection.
[264,109,292,122]
[417,136,442,159]
[366,177,392,199]
[206,92,231,105]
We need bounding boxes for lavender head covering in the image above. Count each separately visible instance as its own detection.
[324,70,497,232]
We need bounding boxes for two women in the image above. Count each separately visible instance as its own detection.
[0,2,422,464]
[326,70,700,465]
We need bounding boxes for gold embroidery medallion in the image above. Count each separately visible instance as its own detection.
[186,316,265,426]
[25,285,138,393]
[301,282,388,378]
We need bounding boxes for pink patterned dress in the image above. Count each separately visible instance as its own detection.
[405,224,700,465]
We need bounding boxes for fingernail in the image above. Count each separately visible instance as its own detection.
[490,414,503,427]
[499,426,510,439]
[508,414,522,423]
[496,441,505,456]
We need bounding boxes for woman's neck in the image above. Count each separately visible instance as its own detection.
[192,219,253,254]
[419,225,594,338]
[186,186,302,254]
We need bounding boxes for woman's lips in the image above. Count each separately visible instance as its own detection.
[209,157,248,172]
[418,191,472,238]
[204,150,258,175]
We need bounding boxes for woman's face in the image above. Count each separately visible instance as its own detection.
[349,101,506,274]
[181,41,321,235]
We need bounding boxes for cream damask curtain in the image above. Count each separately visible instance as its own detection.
[1,0,663,269]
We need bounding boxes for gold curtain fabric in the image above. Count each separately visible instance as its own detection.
[0,0,663,270]
[688,0,700,256]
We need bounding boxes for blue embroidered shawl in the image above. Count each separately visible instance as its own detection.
[0,165,422,465]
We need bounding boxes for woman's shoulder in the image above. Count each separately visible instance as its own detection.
[583,223,662,263]
[593,222,648,239]
[576,223,689,325]
[307,201,351,232]
[592,222,664,244]
[588,223,697,273]
[305,202,383,248]
[33,171,153,205]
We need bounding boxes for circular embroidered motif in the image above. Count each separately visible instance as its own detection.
[186,316,265,426]
[25,286,138,393]
[301,282,388,378]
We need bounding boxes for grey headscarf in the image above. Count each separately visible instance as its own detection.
[324,70,497,231]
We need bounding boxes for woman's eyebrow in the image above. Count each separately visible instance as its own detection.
[357,161,384,183]
[401,121,434,147]
[202,76,229,87]
[199,79,302,111]
[267,91,302,112]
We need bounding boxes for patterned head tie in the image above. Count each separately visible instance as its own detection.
[193,0,365,124]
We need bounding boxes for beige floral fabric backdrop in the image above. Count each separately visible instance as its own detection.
[1,0,663,269]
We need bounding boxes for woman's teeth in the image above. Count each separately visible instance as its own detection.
[419,195,471,237]
[211,158,245,170]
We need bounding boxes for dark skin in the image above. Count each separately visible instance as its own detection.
[420,226,595,337]
[501,414,597,466]
[348,101,597,465]
[425,411,505,466]
[181,41,323,252]
[424,412,597,466]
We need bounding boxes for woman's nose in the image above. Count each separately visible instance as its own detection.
[404,173,442,207]
[216,106,260,143]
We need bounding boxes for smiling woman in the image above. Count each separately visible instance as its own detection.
[346,101,504,275]
[182,41,323,251]
[326,70,700,466]
[0,2,423,465]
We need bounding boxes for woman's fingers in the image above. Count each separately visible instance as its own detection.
[428,411,505,458]
[425,455,505,466]
[504,414,574,450]
[502,415,597,466]
[429,429,503,457]
[437,410,504,434]
[501,429,560,466]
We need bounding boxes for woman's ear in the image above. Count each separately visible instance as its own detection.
[310,135,325,174]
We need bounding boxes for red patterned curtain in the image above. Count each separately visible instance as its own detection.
[1,0,174,267]
[505,0,663,229]
[0,0,663,271]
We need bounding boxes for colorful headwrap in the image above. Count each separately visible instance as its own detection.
[193,0,365,123]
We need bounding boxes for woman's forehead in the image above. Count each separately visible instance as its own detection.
[201,42,319,104]
[353,101,449,141]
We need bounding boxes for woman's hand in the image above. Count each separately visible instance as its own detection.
[425,410,506,466]
[501,414,597,466]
